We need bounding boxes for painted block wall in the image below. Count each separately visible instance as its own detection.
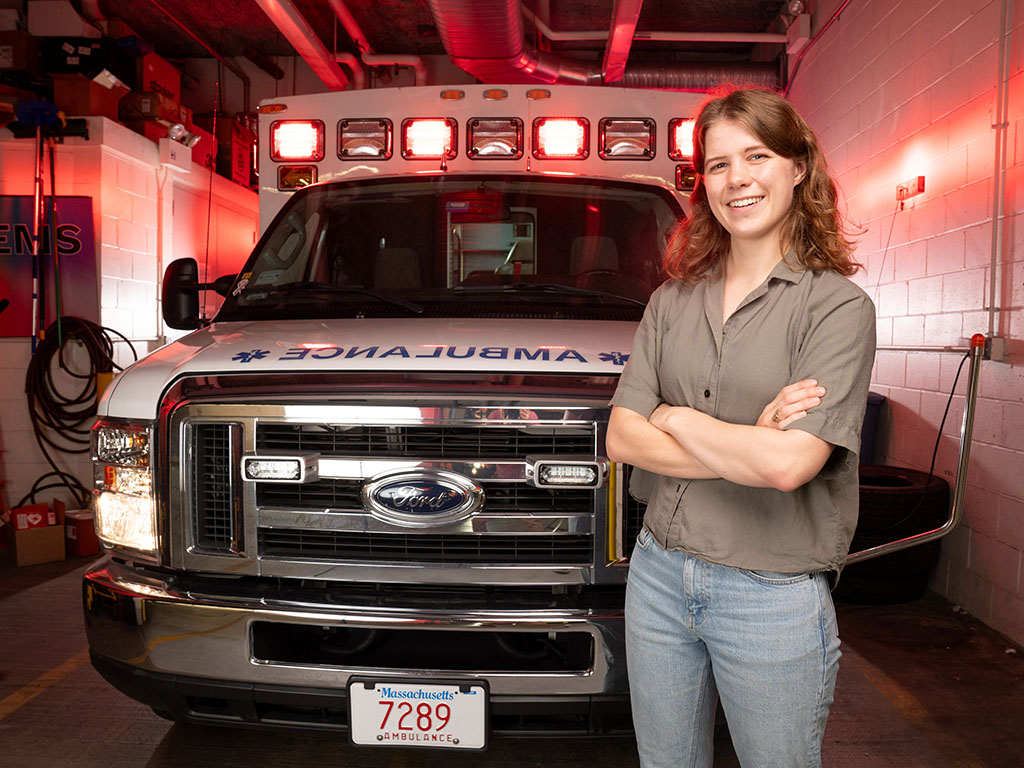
[0,118,257,513]
[790,0,1023,644]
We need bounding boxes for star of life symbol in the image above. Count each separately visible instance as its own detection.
[598,351,629,366]
[232,349,271,363]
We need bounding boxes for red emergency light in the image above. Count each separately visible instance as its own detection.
[401,118,457,160]
[270,120,325,162]
[668,118,696,161]
[532,117,589,159]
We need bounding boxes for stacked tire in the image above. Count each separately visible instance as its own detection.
[834,465,950,604]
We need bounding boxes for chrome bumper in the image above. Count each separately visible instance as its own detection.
[84,559,628,713]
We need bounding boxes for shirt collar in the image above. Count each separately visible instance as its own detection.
[770,250,807,285]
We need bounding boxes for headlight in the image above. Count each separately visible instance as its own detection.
[91,419,158,556]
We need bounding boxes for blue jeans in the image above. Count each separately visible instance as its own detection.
[625,527,841,768]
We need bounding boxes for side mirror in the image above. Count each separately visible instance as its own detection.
[162,258,238,330]
[162,258,200,330]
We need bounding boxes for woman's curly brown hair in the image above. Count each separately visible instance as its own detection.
[664,87,860,283]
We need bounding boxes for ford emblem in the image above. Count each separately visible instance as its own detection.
[362,470,484,527]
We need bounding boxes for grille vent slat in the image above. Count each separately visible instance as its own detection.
[257,480,592,515]
[192,423,237,551]
[256,424,593,458]
[259,530,593,565]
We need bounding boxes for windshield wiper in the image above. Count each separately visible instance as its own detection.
[248,282,424,314]
[452,282,646,307]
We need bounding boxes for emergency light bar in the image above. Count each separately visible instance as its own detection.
[467,118,523,159]
[599,118,655,159]
[532,117,589,159]
[339,119,393,159]
[402,118,457,160]
[270,120,325,161]
[668,118,697,161]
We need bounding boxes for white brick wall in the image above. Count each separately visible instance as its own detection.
[794,0,1024,644]
[0,117,257,512]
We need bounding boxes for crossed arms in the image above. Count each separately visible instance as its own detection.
[606,379,834,493]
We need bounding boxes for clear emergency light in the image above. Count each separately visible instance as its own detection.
[402,118,457,160]
[339,119,393,159]
[668,118,697,161]
[599,118,655,159]
[270,120,325,161]
[532,117,589,159]
[467,118,523,159]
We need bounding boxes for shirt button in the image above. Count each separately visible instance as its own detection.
[704,389,711,397]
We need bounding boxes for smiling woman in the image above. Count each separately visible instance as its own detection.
[606,87,876,768]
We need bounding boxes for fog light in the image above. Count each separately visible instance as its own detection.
[527,457,608,488]
[242,454,319,483]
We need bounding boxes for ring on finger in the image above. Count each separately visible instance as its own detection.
[771,409,781,423]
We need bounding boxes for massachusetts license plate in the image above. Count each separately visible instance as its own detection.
[348,679,488,750]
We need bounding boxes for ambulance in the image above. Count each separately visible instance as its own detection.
[82,84,705,746]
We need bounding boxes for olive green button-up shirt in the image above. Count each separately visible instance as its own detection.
[611,259,876,573]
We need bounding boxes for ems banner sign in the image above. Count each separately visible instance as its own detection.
[0,196,98,338]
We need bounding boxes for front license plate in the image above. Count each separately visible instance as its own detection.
[348,679,488,750]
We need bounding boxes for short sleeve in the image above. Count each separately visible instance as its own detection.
[786,279,876,469]
[609,285,665,419]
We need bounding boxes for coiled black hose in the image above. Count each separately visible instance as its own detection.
[19,317,137,507]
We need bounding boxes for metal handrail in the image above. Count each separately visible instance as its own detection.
[846,333,987,565]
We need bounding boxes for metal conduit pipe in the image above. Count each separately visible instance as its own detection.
[334,53,366,90]
[361,54,429,87]
[522,6,787,45]
[145,0,252,113]
[252,0,349,91]
[428,0,778,89]
[602,0,644,84]
[327,0,374,55]
[621,64,779,92]
[846,334,987,565]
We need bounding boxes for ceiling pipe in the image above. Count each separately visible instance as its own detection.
[602,0,644,84]
[428,0,778,90]
[427,0,601,84]
[145,0,252,112]
[522,6,786,45]
[334,53,366,89]
[327,1,428,86]
[326,0,373,55]
[362,53,429,86]
[252,0,350,91]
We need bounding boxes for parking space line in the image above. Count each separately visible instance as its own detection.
[0,648,91,721]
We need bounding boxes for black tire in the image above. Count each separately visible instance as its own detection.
[833,570,930,605]
[836,466,950,604]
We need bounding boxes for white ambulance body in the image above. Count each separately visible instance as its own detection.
[84,84,703,744]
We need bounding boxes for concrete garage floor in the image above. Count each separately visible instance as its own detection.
[1,556,1022,768]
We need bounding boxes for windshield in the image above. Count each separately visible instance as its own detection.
[216,175,681,322]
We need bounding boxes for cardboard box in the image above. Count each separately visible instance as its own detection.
[136,51,179,102]
[52,72,128,120]
[7,499,66,566]
[27,0,100,38]
[119,90,181,124]
[0,8,23,30]
[195,115,256,187]
[42,37,134,88]
[65,508,99,557]
[10,502,57,530]
[0,29,37,72]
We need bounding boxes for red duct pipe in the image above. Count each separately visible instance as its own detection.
[427,0,778,90]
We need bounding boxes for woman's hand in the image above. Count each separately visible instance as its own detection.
[648,402,682,432]
[756,379,825,430]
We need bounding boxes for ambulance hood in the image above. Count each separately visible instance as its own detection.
[100,317,638,420]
